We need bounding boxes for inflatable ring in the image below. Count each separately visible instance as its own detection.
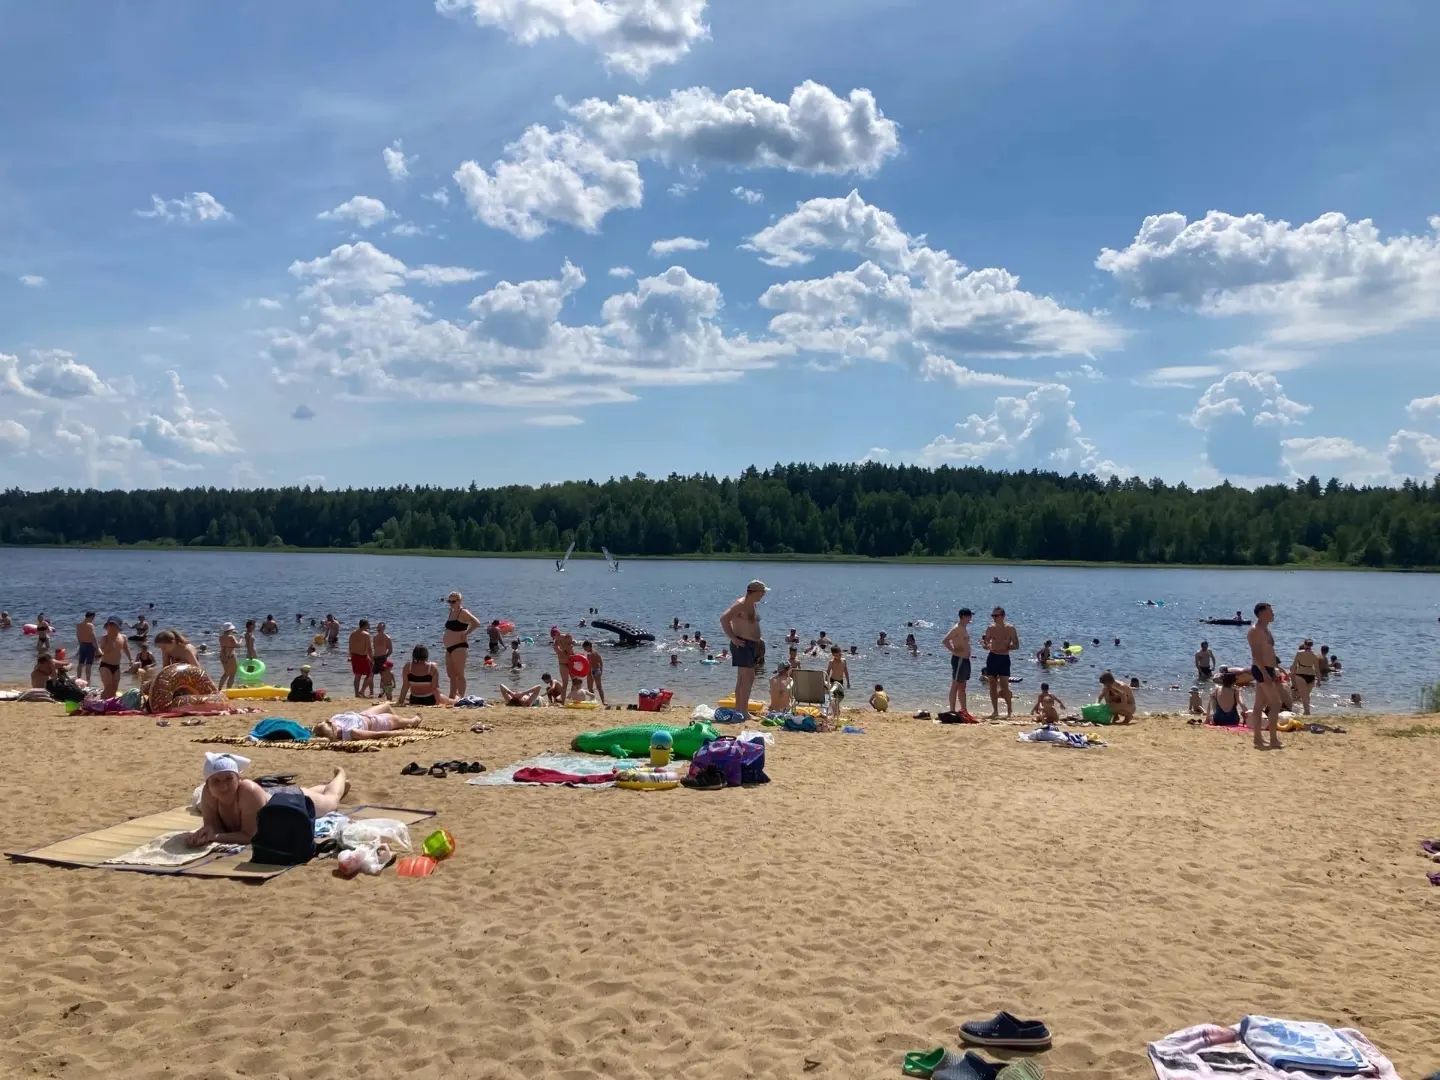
[616,767,681,791]
[564,700,601,710]
[236,658,266,685]
[1065,645,1083,655]
[148,663,222,713]
[22,624,37,635]
[223,685,289,700]
[519,636,534,644]
[497,620,516,633]
[568,654,591,679]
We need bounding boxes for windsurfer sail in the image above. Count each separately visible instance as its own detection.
[556,541,575,572]
[602,546,620,572]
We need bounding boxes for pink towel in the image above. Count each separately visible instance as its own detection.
[1148,1023,1400,1080]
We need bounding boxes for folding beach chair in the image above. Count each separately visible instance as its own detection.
[790,668,826,707]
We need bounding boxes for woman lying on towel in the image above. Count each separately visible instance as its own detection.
[185,753,347,847]
[311,703,422,741]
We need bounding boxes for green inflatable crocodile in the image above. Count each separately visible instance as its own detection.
[571,721,719,759]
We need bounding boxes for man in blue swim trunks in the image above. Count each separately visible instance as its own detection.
[74,611,98,685]
[980,607,1019,719]
[720,579,766,711]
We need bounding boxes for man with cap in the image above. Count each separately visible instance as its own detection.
[185,753,347,848]
[720,579,767,711]
[97,617,131,699]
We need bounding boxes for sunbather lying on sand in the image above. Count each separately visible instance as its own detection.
[500,683,543,706]
[311,703,421,741]
[185,753,347,847]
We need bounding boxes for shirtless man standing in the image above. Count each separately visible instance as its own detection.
[1194,640,1216,683]
[980,607,1019,719]
[1247,601,1283,750]
[348,619,374,698]
[720,580,767,713]
[941,608,973,714]
[97,617,131,698]
[75,612,98,685]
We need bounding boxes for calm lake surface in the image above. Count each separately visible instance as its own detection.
[3,549,1437,713]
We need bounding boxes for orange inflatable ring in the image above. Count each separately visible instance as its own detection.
[148,663,223,712]
[568,654,591,679]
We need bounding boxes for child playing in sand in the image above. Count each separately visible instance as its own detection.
[582,640,605,705]
[378,660,395,701]
[869,684,889,711]
[218,622,240,689]
[1188,686,1204,715]
[1032,682,1064,724]
[312,703,421,741]
[542,673,565,705]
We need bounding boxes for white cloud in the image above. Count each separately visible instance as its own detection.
[383,139,415,181]
[318,195,391,229]
[920,383,1114,474]
[290,242,409,296]
[0,419,29,452]
[135,192,232,224]
[1097,209,1440,346]
[1406,394,1440,423]
[1208,343,1311,373]
[2,349,113,400]
[919,353,1039,389]
[732,186,764,205]
[299,474,327,488]
[858,447,889,462]
[608,265,634,279]
[130,371,240,459]
[755,192,1120,368]
[406,264,487,285]
[649,235,708,257]
[435,0,708,78]
[453,126,642,239]
[667,180,695,199]
[425,188,451,207]
[1190,371,1311,478]
[292,404,316,420]
[389,222,430,238]
[214,374,229,390]
[469,261,586,349]
[1134,364,1224,389]
[524,414,584,427]
[570,81,898,176]
[1281,436,1391,485]
[1386,430,1440,479]
[19,274,46,288]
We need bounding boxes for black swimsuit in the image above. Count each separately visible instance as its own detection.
[444,619,469,653]
[408,665,437,705]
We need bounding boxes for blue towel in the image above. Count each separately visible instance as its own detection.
[249,717,311,742]
[1239,1016,1367,1075]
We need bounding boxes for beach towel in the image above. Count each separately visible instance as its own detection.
[248,717,310,742]
[1018,728,1101,748]
[102,831,217,867]
[1148,1022,1399,1080]
[1240,1017,1367,1075]
[196,729,453,753]
[469,751,623,788]
[513,767,618,786]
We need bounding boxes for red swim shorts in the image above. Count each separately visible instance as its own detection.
[350,654,372,676]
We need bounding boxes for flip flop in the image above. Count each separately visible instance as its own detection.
[903,1048,947,1077]
[428,763,449,778]
[401,762,426,776]
[255,774,298,787]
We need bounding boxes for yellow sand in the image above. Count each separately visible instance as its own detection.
[1,698,1436,1078]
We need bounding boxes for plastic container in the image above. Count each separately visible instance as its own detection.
[649,729,673,767]
[421,829,456,860]
[1080,703,1113,725]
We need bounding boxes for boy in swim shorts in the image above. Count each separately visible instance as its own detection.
[942,608,973,715]
[75,612,98,685]
[980,607,1019,719]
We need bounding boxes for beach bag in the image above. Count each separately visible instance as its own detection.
[251,791,317,865]
[688,736,770,787]
[46,673,86,704]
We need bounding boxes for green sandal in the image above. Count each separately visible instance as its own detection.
[903,1048,947,1077]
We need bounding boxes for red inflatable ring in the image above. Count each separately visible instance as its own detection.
[567,654,590,679]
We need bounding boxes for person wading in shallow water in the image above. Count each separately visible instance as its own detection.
[720,580,767,711]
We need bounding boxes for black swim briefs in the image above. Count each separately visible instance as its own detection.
[1250,664,1278,683]
[950,655,972,683]
[984,652,1012,679]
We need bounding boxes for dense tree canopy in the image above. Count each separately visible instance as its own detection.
[3,464,1440,568]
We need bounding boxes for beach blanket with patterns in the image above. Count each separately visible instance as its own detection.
[468,752,621,788]
[195,729,454,753]
[1148,1022,1399,1080]
[103,831,219,867]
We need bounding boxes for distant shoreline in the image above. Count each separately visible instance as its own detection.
[3,542,1434,573]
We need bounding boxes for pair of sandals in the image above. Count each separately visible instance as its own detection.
[401,760,484,777]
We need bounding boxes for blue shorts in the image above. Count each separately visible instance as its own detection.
[77,642,97,664]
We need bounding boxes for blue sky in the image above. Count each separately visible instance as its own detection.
[3,0,1439,490]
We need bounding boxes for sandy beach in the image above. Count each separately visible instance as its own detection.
[1,698,1437,1079]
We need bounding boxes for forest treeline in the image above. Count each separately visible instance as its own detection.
[3,464,1440,568]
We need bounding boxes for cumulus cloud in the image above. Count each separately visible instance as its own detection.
[1134,364,1224,389]
[732,186,764,205]
[470,261,586,349]
[383,140,414,181]
[0,349,112,400]
[920,383,1113,474]
[453,126,642,239]
[0,419,29,452]
[1280,436,1391,485]
[288,241,479,296]
[524,414,584,427]
[425,188,451,207]
[1385,430,1440,479]
[435,0,708,78]
[1406,394,1440,423]
[406,264,487,285]
[608,265,634,279]
[130,371,240,459]
[754,191,1120,369]
[318,195,391,229]
[1189,371,1311,478]
[570,81,898,176]
[858,447,890,462]
[389,222,429,238]
[1097,209,1440,346]
[919,354,1039,389]
[19,274,46,288]
[292,404,316,421]
[649,235,708,257]
[135,192,232,224]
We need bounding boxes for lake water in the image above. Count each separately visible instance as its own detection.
[2,549,1437,713]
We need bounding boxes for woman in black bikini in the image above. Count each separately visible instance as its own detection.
[398,645,449,707]
[442,592,480,699]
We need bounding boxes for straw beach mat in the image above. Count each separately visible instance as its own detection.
[7,804,436,883]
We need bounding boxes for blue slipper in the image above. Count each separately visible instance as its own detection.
[930,1052,1002,1080]
[959,1011,1052,1050]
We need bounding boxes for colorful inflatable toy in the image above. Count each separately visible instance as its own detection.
[616,767,681,791]
[572,721,718,759]
[567,654,591,679]
[236,658,266,685]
